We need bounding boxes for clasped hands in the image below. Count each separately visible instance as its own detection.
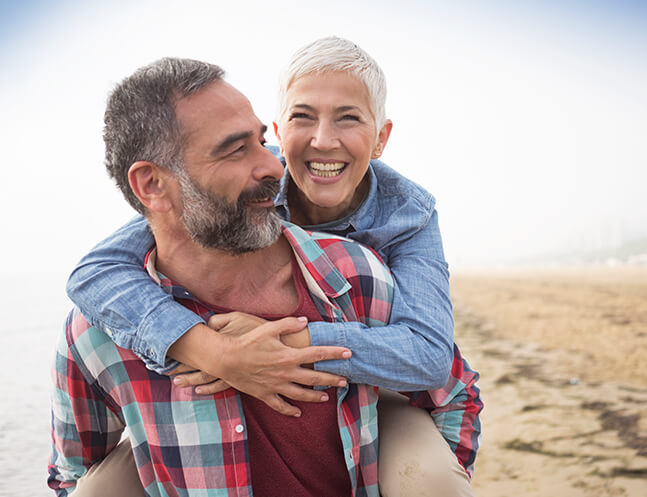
[169,312,351,417]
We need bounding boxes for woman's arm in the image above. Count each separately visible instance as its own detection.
[308,208,454,391]
[66,216,203,372]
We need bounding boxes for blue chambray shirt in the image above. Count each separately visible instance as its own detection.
[66,147,454,391]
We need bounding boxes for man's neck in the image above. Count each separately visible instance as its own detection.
[154,231,298,316]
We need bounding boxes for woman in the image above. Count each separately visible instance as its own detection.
[67,37,480,496]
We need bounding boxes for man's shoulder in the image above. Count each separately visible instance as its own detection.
[304,230,389,276]
[61,308,135,373]
[64,307,102,345]
[283,222,392,288]
[307,231,394,325]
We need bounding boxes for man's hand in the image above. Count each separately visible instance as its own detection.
[168,315,351,417]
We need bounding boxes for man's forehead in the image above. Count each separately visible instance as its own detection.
[175,80,262,138]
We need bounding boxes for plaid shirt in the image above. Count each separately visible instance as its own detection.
[49,222,481,496]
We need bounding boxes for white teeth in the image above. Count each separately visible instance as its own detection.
[308,161,346,177]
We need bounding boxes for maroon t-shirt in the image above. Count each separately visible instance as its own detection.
[211,258,352,497]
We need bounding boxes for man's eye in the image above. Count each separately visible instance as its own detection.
[230,145,246,155]
[341,115,360,121]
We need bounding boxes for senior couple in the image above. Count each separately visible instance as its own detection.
[49,37,482,497]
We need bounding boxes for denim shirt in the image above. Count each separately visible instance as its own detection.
[66,148,454,390]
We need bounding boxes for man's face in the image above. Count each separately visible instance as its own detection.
[173,81,285,253]
[178,167,281,253]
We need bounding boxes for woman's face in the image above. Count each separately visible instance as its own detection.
[275,71,391,225]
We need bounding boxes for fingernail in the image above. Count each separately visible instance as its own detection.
[297,316,307,322]
[294,411,301,418]
[173,377,182,385]
[195,387,202,394]
[321,394,329,402]
[342,350,351,358]
[338,379,347,387]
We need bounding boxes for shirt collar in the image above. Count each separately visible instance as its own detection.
[144,222,352,302]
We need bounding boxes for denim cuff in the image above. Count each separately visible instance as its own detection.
[132,303,205,372]
[309,321,351,378]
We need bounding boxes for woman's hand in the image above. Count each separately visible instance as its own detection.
[169,312,319,398]
[170,363,229,395]
[171,312,268,394]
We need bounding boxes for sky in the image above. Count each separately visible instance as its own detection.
[1,0,646,289]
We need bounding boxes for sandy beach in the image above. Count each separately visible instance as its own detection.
[451,265,647,497]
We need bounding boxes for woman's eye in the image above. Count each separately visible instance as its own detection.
[289,112,312,120]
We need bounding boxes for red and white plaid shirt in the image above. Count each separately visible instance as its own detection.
[49,223,481,496]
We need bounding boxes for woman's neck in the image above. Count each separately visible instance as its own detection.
[287,176,369,227]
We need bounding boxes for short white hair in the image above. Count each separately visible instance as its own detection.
[277,36,388,128]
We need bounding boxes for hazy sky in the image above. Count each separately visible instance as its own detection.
[1,0,646,280]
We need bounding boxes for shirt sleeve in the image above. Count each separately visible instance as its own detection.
[65,216,203,372]
[399,345,483,478]
[48,317,125,495]
[309,209,454,390]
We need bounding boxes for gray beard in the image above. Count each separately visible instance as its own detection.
[177,170,282,254]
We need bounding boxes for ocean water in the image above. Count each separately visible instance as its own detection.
[1,326,58,497]
[1,273,71,497]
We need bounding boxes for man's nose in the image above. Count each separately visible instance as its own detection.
[253,145,285,182]
[310,120,338,150]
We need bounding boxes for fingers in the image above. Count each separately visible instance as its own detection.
[279,384,338,406]
[208,311,267,330]
[207,313,234,331]
[173,370,219,387]
[255,316,309,337]
[262,394,302,418]
[195,380,231,395]
[295,345,352,364]
[287,368,348,389]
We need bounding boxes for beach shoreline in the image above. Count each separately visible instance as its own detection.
[451,265,647,496]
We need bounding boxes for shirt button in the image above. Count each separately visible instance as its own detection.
[235,424,244,433]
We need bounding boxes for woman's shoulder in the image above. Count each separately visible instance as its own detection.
[369,159,437,218]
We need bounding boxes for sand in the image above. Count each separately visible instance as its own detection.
[451,265,647,497]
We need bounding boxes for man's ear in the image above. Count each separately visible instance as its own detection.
[371,120,393,159]
[128,161,174,212]
[272,121,285,156]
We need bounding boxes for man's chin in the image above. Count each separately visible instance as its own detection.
[192,217,282,254]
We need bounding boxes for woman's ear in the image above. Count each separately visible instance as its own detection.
[128,161,174,213]
[372,120,393,159]
[272,121,285,156]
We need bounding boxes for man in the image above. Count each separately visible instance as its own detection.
[49,58,396,496]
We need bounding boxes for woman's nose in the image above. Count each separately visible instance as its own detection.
[310,121,338,150]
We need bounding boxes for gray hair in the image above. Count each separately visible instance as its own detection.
[103,57,225,214]
[277,36,388,128]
